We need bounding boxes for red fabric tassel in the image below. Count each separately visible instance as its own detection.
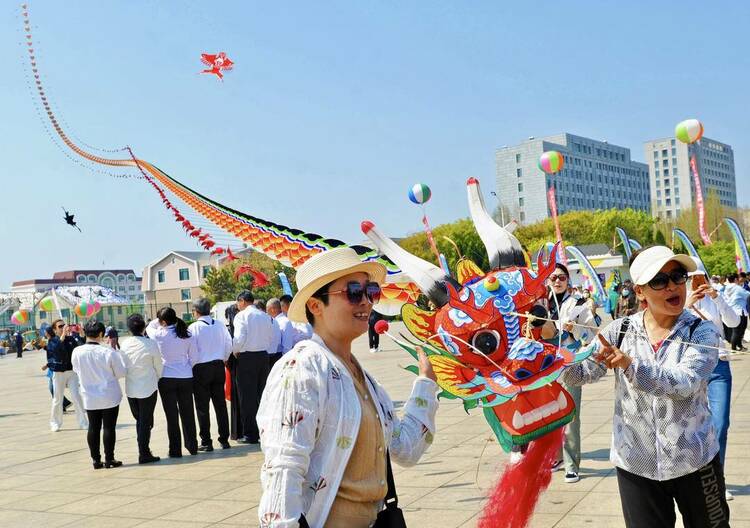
[479,428,564,528]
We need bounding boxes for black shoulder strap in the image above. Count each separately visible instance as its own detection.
[688,318,702,340]
[616,318,631,349]
[383,449,399,507]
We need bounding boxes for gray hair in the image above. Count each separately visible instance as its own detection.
[267,298,281,311]
[192,297,211,316]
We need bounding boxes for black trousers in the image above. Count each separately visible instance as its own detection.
[86,405,119,462]
[268,352,283,369]
[127,391,158,457]
[158,377,198,455]
[730,315,747,350]
[368,327,380,349]
[235,352,269,442]
[193,360,230,446]
[616,455,730,528]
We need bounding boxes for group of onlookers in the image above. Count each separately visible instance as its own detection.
[42,291,312,468]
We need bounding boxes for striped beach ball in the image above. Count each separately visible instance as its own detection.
[75,301,101,318]
[408,183,432,205]
[675,119,704,144]
[11,309,29,325]
[538,151,565,174]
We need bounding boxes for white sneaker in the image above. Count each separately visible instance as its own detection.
[564,471,580,483]
[725,490,734,501]
[369,348,377,354]
[50,424,61,432]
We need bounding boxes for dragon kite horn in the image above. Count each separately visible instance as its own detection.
[361,220,456,308]
[466,177,526,270]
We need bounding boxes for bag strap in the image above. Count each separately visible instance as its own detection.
[384,449,399,507]
[616,318,631,349]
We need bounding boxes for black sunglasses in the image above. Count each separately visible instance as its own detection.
[647,269,688,290]
[324,281,381,305]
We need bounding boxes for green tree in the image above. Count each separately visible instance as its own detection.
[201,252,297,305]
[697,241,738,277]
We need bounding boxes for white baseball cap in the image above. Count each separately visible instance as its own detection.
[629,246,697,286]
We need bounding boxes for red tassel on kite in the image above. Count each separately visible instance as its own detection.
[226,247,238,261]
[204,240,215,249]
[211,247,225,255]
[190,228,201,238]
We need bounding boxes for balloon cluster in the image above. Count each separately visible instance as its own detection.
[74,300,101,318]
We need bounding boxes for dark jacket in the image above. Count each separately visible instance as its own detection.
[45,335,77,372]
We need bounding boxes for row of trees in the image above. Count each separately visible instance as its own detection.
[200,194,746,303]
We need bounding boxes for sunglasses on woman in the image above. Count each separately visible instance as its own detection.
[325,281,381,305]
[548,274,568,282]
[647,269,688,290]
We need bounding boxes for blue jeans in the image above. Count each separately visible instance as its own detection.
[708,359,732,466]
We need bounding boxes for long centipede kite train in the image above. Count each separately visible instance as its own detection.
[21,5,592,526]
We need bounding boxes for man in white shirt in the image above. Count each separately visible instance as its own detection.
[722,273,750,351]
[280,294,313,346]
[232,290,274,444]
[266,298,291,367]
[189,298,233,451]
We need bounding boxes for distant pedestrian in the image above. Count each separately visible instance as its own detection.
[45,320,88,432]
[105,326,120,350]
[72,320,128,469]
[147,307,199,457]
[120,314,163,464]
[14,330,23,358]
[368,310,384,353]
[188,298,233,452]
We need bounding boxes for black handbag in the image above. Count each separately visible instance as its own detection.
[373,450,407,528]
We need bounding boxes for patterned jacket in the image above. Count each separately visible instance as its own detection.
[562,310,719,481]
[257,334,439,527]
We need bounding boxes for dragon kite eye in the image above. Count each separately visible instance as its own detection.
[541,354,555,370]
[514,368,533,380]
[471,330,501,356]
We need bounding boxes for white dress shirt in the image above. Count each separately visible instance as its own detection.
[268,318,282,356]
[119,336,163,398]
[188,315,233,364]
[146,320,198,378]
[232,306,274,353]
[275,313,296,354]
[723,283,750,317]
[72,342,128,410]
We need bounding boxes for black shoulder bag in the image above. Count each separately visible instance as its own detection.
[373,450,407,528]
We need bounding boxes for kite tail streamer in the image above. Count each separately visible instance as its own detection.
[724,218,750,273]
[546,187,567,265]
[478,428,564,528]
[565,245,606,306]
[690,154,712,245]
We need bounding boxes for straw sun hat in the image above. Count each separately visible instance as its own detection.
[287,247,387,323]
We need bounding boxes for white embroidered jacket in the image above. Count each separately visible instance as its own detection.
[257,334,439,528]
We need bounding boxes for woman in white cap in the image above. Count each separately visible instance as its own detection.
[686,258,739,501]
[257,247,438,528]
[563,246,729,528]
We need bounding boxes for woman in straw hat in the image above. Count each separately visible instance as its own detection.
[257,247,438,528]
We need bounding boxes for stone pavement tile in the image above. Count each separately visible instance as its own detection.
[106,497,199,519]
[48,493,140,515]
[0,490,41,507]
[396,486,435,507]
[567,490,622,516]
[416,485,487,511]
[547,473,606,492]
[528,512,567,528]
[554,514,626,527]
[163,465,234,481]
[132,520,211,528]
[158,499,254,524]
[64,516,144,528]
[532,490,588,515]
[402,507,476,528]
[158,479,239,499]
[103,478,185,497]
[203,468,258,482]
[395,467,465,488]
[16,475,91,492]
[213,505,259,525]
[0,473,46,490]
[2,491,92,512]
[213,483,261,502]
[0,509,85,527]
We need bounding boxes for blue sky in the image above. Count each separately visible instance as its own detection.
[1,1,748,288]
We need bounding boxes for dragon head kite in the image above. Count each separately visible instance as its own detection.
[363,177,590,452]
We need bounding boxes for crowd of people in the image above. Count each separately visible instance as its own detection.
[35,243,749,527]
[41,291,313,467]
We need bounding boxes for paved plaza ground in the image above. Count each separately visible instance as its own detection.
[1,322,749,527]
